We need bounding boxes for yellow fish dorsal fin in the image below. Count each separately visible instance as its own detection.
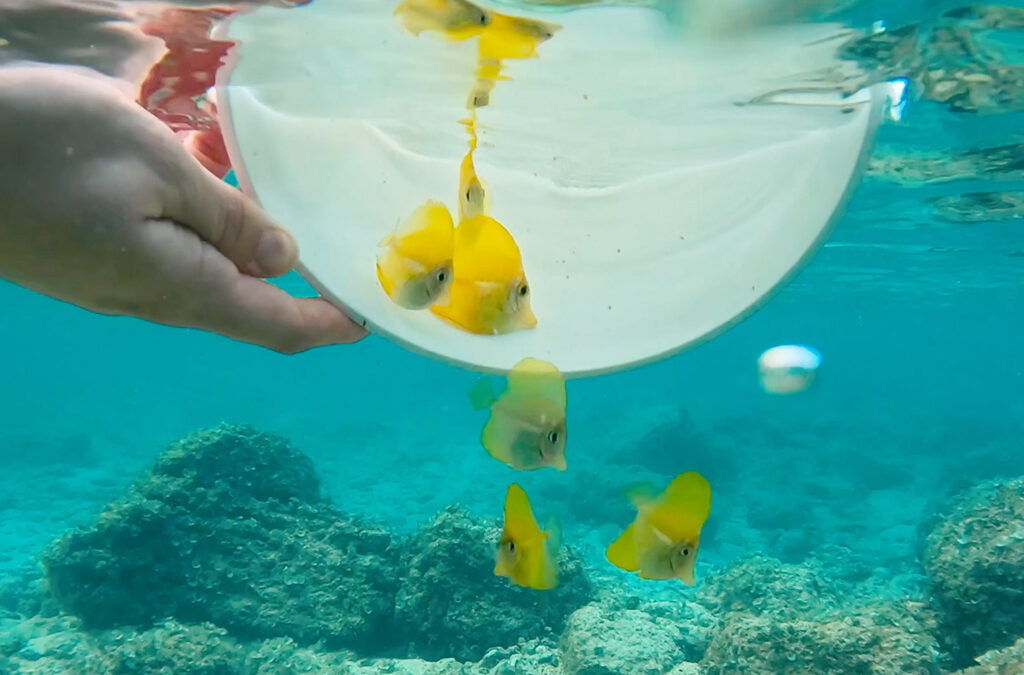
[393,200,454,265]
[650,472,711,543]
[624,482,658,510]
[605,522,640,572]
[453,215,523,283]
[505,358,565,408]
[503,483,542,543]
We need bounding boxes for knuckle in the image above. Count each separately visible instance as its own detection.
[215,191,249,251]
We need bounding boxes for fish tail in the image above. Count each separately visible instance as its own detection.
[538,545,559,590]
[624,482,657,509]
[605,523,639,572]
[544,514,562,552]
[469,376,496,410]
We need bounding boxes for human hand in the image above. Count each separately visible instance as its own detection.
[0,65,367,353]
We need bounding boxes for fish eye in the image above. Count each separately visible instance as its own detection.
[436,269,448,282]
[507,541,515,553]
[682,548,690,556]
[465,189,472,200]
[548,430,559,444]
[518,283,529,297]
[476,10,489,25]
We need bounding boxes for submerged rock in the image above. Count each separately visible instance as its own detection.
[394,506,594,661]
[696,555,840,620]
[99,620,249,675]
[695,556,940,673]
[923,476,1024,667]
[701,599,940,675]
[954,638,1024,675]
[559,603,692,675]
[41,425,402,651]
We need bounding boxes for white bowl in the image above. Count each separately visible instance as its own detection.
[215,0,884,377]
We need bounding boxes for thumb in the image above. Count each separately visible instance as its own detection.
[160,156,298,278]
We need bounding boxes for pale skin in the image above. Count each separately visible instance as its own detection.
[0,65,367,353]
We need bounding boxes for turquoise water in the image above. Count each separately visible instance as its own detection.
[1,1,1023,673]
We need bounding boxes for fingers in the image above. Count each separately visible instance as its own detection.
[202,275,369,354]
[159,152,300,279]
[130,218,367,353]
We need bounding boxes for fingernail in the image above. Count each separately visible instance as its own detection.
[254,228,298,276]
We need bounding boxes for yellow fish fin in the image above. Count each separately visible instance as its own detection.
[624,482,658,509]
[453,215,523,283]
[393,200,454,266]
[376,260,395,298]
[503,483,542,542]
[544,515,561,552]
[506,358,565,408]
[376,247,421,301]
[469,377,497,410]
[665,472,711,522]
[605,522,640,572]
[651,472,711,542]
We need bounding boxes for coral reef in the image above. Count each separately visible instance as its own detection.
[924,477,1024,667]
[3,422,1021,674]
[0,615,356,675]
[40,425,402,650]
[21,425,595,667]
[394,506,594,661]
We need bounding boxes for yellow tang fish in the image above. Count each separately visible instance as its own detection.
[605,472,711,585]
[458,148,489,220]
[376,200,454,310]
[478,14,559,61]
[494,483,559,590]
[393,0,492,40]
[470,358,566,471]
[430,214,536,334]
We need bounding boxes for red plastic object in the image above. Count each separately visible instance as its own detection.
[136,6,236,178]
